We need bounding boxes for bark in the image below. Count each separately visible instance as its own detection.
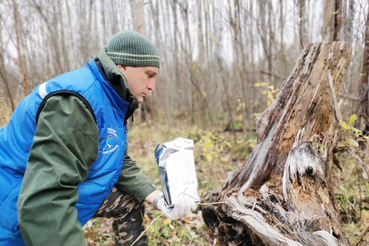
[0,12,15,110]
[51,2,62,75]
[202,42,351,246]
[279,0,285,78]
[225,0,237,133]
[133,0,144,34]
[101,0,107,41]
[197,0,203,65]
[257,0,274,85]
[322,0,342,42]
[12,0,28,96]
[59,0,69,73]
[249,1,256,118]
[333,0,342,41]
[346,1,355,48]
[203,0,210,65]
[109,0,118,35]
[170,0,181,110]
[340,0,354,49]
[237,0,250,131]
[322,0,334,41]
[0,53,15,111]
[132,0,153,122]
[357,4,369,132]
[298,0,307,49]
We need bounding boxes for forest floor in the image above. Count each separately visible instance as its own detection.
[1,97,367,245]
[83,119,243,246]
[82,118,369,246]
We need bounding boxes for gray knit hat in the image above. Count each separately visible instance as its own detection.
[106,30,160,68]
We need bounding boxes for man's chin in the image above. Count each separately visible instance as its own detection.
[136,97,144,103]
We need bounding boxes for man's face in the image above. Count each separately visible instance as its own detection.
[118,65,159,103]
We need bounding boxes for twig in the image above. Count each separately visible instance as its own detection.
[326,70,342,124]
[338,92,359,101]
[199,202,225,206]
[347,146,369,180]
[260,70,286,80]
[130,213,164,246]
[358,172,362,220]
[355,225,369,246]
[365,137,369,179]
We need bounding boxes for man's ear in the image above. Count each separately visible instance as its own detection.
[117,64,127,70]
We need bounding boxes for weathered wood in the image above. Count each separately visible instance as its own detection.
[202,42,351,246]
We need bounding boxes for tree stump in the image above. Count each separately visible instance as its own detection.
[202,42,351,246]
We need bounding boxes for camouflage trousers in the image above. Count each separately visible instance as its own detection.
[93,187,147,246]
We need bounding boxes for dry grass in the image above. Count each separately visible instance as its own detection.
[0,97,12,127]
[333,152,369,245]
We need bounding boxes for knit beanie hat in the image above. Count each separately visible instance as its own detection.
[106,30,160,68]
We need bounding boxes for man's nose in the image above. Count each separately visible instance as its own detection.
[147,81,155,91]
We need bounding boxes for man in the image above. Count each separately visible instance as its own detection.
[0,30,197,246]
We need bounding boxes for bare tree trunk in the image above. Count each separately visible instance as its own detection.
[0,7,15,110]
[340,0,354,49]
[12,0,28,96]
[133,0,144,34]
[236,0,250,131]
[225,0,238,133]
[65,0,75,68]
[322,0,335,42]
[197,0,204,65]
[203,0,210,65]
[51,2,62,75]
[267,0,275,87]
[298,0,307,49]
[0,51,15,111]
[202,42,351,246]
[346,0,355,48]
[101,0,107,41]
[279,0,285,78]
[110,0,118,35]
[170,0,182,111]
[249,1,256,120]
[333,0,342,41]
[257,0,274,87]
[132,0,153,123]
[59,0,69,73]
[357,5,369,132]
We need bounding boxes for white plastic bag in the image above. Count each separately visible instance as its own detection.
[154,137,200,206]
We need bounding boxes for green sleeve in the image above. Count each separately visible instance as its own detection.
[115,146,156,203]
[17,95,99,246]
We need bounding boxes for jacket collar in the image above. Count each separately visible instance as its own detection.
[95,47,139,121]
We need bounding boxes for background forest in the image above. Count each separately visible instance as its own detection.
[1,0,369,245]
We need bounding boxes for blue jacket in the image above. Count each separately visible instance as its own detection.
[0,59,129,245]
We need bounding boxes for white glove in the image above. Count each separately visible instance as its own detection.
[157,196,197,220]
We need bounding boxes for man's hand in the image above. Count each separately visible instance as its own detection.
[157,196,197,220]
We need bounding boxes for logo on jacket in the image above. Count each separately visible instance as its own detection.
[103,128,119,154]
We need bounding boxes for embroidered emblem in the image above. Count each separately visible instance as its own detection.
[103,128,119,154]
